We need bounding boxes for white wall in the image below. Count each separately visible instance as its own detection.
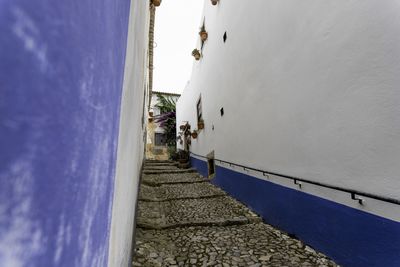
[108,0,150,266]
[177,0,400,207]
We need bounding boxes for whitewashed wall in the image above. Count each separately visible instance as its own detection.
[177,0,400,205]
[108,0,150,266]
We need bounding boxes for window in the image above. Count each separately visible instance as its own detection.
[196,96,202,123]
[208,158,215,178]
[207,151,215,178]
[154,133,166,146]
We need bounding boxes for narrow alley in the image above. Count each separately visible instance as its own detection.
[132,160,337,267]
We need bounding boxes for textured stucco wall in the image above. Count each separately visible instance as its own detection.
[177,1,400,264]
[0,0,147,266]
[177,0,400,204]
[108,0,150,266]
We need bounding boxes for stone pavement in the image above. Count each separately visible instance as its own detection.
[133,160,338,267]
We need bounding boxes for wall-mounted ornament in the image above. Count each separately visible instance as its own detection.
[192,49,201,61]
[199,25,208,42]
[198,119,205,130]
[211,0,219,6]
[152,0,161,7]
[191,130,198,139]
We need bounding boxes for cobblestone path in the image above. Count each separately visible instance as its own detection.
[133,160,337,267]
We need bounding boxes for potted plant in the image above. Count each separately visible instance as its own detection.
[152,0,161,7]
[199,26,208,42]
[192,49,201,61]
[198,119,204,130]
[178,150,189,163]
[211,0,218,5]
[191,130,198,139]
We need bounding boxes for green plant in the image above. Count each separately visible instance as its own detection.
[168,145,177,160]
[153,93,177,146]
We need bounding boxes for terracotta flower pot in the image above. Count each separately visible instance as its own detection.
[191,131,198,139]
[211,0,218,5]
[199,31,208,41]
[152,0,161,7]
[192,49,201,61]
[198,121,204,130]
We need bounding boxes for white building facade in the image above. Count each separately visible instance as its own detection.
[176,1,400,266]
[146,91,180,160]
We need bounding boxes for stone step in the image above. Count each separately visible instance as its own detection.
[133,224,337,267]
[136,196,261,229]
[138,182,226,202]
[143,165,180,171]
[145,160,175,164]
[143,168,196,175]
[144,162,179,167]
[142,173,207,186]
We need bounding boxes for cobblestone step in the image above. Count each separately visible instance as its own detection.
[145,160,175,164]
[144,162,179,167]
[134,160,338,267]
[137,196,261,229]
[143,168,197,175]
[139,183,226,202]
[144,166,181,171]
[142,173,207,186]
[133,224,337,267]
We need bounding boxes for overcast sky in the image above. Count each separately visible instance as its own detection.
[153,0,204,94]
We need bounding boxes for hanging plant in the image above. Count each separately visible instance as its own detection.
[211,0,218,5]
[192,49,201,60]
[152,0,161,7]
[191,130,198,139]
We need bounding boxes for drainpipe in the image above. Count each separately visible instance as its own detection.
[148,3,156,110]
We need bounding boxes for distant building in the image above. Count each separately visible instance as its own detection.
[176,1,400,267]
[146,91,180,160]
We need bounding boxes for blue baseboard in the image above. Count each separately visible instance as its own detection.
[190,156,400,267]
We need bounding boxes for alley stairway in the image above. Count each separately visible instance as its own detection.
[132,160,337,267]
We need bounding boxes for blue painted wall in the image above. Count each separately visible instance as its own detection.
[0,1,131,266]
[190,156,400,267]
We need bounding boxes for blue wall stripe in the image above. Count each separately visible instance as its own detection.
[190,156,400,267]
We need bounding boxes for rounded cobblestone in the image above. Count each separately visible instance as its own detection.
[133,224,337,267]
[142,173,207,186]
[139,183,226,201]
[133,161,338,267]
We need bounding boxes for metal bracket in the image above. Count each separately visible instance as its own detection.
[294,179,302,188]
[262,172,269,179]
[351,193,364,205]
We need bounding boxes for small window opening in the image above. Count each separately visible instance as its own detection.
[154,133,166,146]
[223,31,227,43]
[197,96,203,123]
[207,151,215,178]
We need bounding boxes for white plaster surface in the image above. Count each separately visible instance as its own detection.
[177,0,400,220]
[108,0,150,266]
